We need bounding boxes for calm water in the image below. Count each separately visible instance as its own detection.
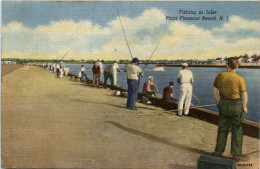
[67,63,260,122]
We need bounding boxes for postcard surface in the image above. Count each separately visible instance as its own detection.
[1,1,259,168]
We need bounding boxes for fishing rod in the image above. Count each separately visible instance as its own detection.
[169,104,217,112]
[117,9,133,59]
[192,93,201,103]
[56,51,69,64]
[142,43,159,70]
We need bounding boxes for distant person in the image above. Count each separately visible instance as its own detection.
[113,60,121,85]
[59,62,64,78]
[99,60,104,74]
[125,57,144,110]
[98,60,104,83]
[92,62,100,86]
[163,81,175,101]
[212,57,248,162]
[56,63,60,78]
[53,63,57,73]
[177,63,194,116]
[104,64,113,88]
[80,65,88,82]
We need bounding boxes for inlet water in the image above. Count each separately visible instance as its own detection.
[67,63,260,123]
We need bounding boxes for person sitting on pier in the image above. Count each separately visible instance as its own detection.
[143,76,157,97]
[163,81,176,101]
[80,65,88,82]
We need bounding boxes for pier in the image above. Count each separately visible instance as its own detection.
[1,65,259,168]
[157,64,260,69]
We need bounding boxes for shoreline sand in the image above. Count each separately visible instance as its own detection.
[1,66,259,168]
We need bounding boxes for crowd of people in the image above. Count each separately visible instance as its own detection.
[40,62,69,78]
[124,57,249,162]
[38,57,248,162]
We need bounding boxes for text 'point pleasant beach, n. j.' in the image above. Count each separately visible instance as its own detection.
[166,9,229,21]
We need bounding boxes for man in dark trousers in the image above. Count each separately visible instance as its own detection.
[103,64,113,88]
[125,58,144,110]
[213,57,248,162]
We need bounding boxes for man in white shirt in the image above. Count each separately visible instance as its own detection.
[112,60,121,85]
[56,63,60,78]
[80,65,88,82]
[98,60,104,83]
[177,63,194,116]
[98,60,104,73]
[125,58,144,110]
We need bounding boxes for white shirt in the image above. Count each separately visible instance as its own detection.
[99,62,103,73]
[126,63,142,80]
[81,67,87,71]
[113,63,119,74]
[177,69,193,84]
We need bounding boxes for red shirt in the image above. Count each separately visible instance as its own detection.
[163,86,173,101]
[143,80,151,93]
[92,65,100,74]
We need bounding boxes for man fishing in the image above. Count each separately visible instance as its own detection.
[113,60,121,86]
[80,65,89,82]
[212,57,248,162]
[126,58,144,110]
[92,62,100,87]
[177,63,194,116]
[103,64,113,88]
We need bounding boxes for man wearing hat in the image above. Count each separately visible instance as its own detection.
[143,76,158,96]
[125,57,144,110]
[112,60,121,86]
[213,57,248,161]
[177,63,194,116]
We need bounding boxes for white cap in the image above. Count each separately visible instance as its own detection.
[182,63,188,67]
[148,76,153,79]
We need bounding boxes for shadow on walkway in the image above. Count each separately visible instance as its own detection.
[106,121,211,156]
[168,163,196,169]
[70,99,156,110]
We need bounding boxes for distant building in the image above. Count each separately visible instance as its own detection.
[241,58,252,63]
[2,61,13,64]
[252,58,260,63]
[215,57,223,63]
[237,57,243,63]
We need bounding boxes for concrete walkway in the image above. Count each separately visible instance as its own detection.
[1,66,259,168]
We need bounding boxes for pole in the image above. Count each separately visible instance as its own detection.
[117,9,133,59]
[56,51,69,64]
[142,43,159,70]
[170,104,217,112]
[192,93,201,103]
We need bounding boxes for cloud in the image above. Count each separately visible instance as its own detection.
[2,21,30,33]
[2,9,260,61]
[212,15,260,33]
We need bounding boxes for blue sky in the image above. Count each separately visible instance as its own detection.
[2,1,260,60]
[3,1,260,29]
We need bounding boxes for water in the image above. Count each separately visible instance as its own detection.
[66,63,260,122]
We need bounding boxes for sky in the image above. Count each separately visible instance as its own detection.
[1,1,260,60]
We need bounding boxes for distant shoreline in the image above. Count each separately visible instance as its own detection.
[157,64,260,69]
